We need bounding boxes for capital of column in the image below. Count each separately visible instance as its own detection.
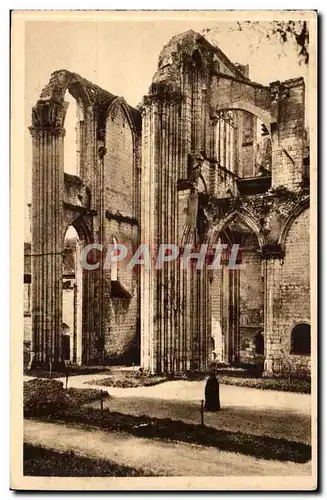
[144,82,182,106]
[260,242,284,260]
[29,125,66,138]
[210,115,219,126]
[31,99,68,130]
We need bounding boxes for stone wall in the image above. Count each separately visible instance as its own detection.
[239,248,264,363]
[105,105,135,216]
[278,208,310,375]
[102,219,140,365]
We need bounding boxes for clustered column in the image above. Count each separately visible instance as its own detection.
[29,100,67,368]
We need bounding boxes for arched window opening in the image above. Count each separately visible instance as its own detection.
[255,119,272,177]
[213,110,272,188]
[62,224,83,364]
[64,91,84,176]
[110,238,132,299]
[61,323,71,361]
[218,215,263,365]
[192,49,203,69]
[291,323,311,355]
[210,336,215,351]
[210,337,216,361]
[255,332,264,355]
[215,110,236,173]
[111,237,118,282]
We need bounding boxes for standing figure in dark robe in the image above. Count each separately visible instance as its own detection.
[204,370,221,411]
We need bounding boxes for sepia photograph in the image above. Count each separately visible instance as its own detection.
[10,9,317,490]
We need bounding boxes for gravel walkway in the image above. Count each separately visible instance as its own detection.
[24,419,312,477]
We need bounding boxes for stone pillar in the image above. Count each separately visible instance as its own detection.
[141,87,184,373]
[221,264,230,362]
[140,97,160,373]
[29,99,67,368]
[262,252,283,377]
[210,116,218,196]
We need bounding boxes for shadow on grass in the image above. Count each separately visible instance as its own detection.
[24,443,156,477]
[25,408,311,465]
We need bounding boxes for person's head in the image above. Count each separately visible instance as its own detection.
[209,369,216,378]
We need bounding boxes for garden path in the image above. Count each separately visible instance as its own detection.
[24,419,312,478]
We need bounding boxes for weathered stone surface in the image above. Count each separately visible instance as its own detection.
[26,31,310,377]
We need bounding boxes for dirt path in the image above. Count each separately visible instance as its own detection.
[24,419,311,477]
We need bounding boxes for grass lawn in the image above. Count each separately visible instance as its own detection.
[47,409,311,464]
[24,443,155,477]
[24,379,311,464]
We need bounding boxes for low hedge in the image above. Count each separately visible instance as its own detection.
[85,371,310,393]
[24,379,107,417]
[86,372,167,388]
[217,375,311,394]
[24,366,109,378]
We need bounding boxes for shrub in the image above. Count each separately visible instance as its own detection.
[24,379,70,417]
[86,373,167,388]
[24,379,106,417]
[217,375,311,394]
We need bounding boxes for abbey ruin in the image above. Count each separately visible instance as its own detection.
[24,30,310,377]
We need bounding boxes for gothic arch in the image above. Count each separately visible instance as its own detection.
[210,74,276,130]
[278,197,310,251]
[40,69,113,106]
[213,100,274,136]
[32,69,116,129]
[191,48,208,78]
[209,210,263,248]
[106,97,138,135]
[63,216,92,247]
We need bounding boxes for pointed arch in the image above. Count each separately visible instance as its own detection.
[32,69,116,129]
[106,96,137,136]
[208,209,263,248]
[38,69,116,109]
[63,216,92,247]
[192,48,207,78]
[38,70,92,109]
[278,197,310,251]
[214,100,274,133]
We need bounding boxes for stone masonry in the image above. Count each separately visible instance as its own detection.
[26,30,311,376]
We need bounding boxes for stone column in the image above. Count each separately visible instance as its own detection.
[262,251,283,377]
[140,96,160,373]
[29,99,67,369]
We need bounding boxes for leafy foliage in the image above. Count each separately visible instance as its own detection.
[203,21,309,64]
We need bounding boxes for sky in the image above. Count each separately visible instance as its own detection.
[24,17,310,239]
